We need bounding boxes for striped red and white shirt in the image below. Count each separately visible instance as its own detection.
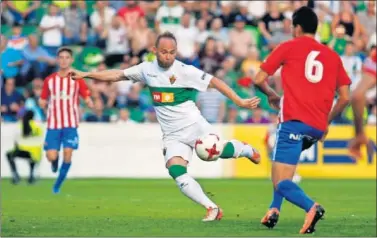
[41,73,90,129]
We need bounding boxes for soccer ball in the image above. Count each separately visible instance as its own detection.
[195,134,224,162]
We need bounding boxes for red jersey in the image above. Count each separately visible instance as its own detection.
[117,6,145,28]
[41,73,90,129]
[261,36,351,131]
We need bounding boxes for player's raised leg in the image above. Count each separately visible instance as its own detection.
[219,139,260,164]
[44,129,61,173]
[165,142,222,222]
[52,128,79,193]
[269,121,325,234]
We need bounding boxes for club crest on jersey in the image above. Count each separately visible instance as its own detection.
[169,75,176,84]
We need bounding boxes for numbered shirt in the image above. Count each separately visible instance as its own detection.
[123,60,213,135]
[260,36,351,131]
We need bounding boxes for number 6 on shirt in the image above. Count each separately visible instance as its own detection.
[305,51,324,83]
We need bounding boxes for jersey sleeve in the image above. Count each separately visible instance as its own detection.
[40,78,50,100]
[185,65,213,92]
[123,63,146,83]
[337,57,352,88]
[260,42,290,75]
[78,79,91,98]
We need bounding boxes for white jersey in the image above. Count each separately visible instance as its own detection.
[123,59,213,135]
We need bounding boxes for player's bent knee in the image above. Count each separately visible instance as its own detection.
[166,157,188,179]
[63,148,73,163]
[46,150,58,161]
[276,179,294,193]
[271,161,297,187]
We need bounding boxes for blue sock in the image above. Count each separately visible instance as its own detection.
[269,189,284,211]
[53,162,71,193]
[277,179,315,212]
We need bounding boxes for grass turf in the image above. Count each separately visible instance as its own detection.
[1,179,376,237]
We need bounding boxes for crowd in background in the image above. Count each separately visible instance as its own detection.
[1,0,376,125]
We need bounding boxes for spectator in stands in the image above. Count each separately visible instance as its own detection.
[328,24,349,55]
[23,86,45,122]
[209,17,229,48]
[358,1,376,45]
[6,1,40,25]
[1,1,14,25]
[1,35,23,82]
[229,15,253,60]
[155,1,184,33]
[7,23,28,51]
[130,17,152,58]
[109,0,125,12]
[132,30,157,63]
[104,15,131,67]
[62,1,88,46]
[194,1,216,27]
[269,19,292,48]
[199,37,224,74]
[225,104,241,123]
[241,46,261,77]
[39,3,65,56]
[117,0,145,30]
[196,18,210,46]
[218,1,234,28]
[145,107,158,123]
[1,78,24,122]
[240,0,266,19]
[21,35,56,86]
[176,12,200,67]
[258,2,286,45]
[196,70,226,123]
[89,63,117,108]
[85,99,110,122]
[90,1,116,49]
[236,2,258,26]
[245,106,270,124]
[341,42,362,91]
[116,108,137,124]
[221,55,239,87]
[124,83,149,111]
[331,2,362,41]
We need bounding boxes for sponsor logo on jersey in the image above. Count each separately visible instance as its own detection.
[152,92,175,103]
[169,75,176,84]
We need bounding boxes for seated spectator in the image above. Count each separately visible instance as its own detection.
[6,0,40,25]
[196,70,226,123]
[218,1,235,28]
[328,25,349,55]
[236,2,258,26]
[241,47,261,77]
[90,1,116,48]
[117,0,145,30]
[62,1,88,46]
[221,56,240,87]
[196,19,210,46]
[130,17,152,57]
[116,108,137,124]
[39,3,65,56]
[85,99,110,122]
[1,78,24,122]
[239,0,266,19]
[258,2,286,45]
[89,63,117,108]
[105,15,131,67]
[229,15,254,60]
[225,104,242,123]
[124,83,149,111]
[132,31,157,63]
[199,37,224,74]
[7,23,28,51]
[144,107,158,123]
[245,106,270,124]
[358,1,376,45]
[209,18,229,48]
[194,1,216,27]
[155,1,184,34]
[176,12,200,67]
[268,19,292,49]
[331,2,362,41]
[341,42,362,91]
[1,35,23,82]
[21,35,56,86]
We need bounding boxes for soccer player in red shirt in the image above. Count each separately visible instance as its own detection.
[39,47,93,194]
[348,46,376,158]
[253,7,351,234]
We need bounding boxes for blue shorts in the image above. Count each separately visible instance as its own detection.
[44,128,79,151]
[272,121,324,165]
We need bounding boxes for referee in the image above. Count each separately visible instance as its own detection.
[6,110,43,184]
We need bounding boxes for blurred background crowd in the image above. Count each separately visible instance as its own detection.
[1,0,376,125]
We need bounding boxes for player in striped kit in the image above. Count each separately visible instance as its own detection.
[39,47,93,193]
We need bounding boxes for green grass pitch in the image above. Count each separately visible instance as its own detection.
[1,179,376,237]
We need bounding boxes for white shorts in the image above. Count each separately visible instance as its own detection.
[162,118,220,164]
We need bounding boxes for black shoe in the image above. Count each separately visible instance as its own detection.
[300,204,325,234]
[28,177,36,184]
[51,159,59,173]
[11,176,21,185]
[261,208,280,229]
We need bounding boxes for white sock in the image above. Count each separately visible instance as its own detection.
[229,139,255,158]
[175,174,217,209]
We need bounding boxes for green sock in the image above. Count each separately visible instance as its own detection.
[220,142,235,158]
[168,165,187,179]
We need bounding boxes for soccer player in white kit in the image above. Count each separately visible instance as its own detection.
[71,32,262,222]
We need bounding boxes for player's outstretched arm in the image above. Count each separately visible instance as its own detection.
[70,69,128,82]
[209,77,260,110]
[253,70,281,110]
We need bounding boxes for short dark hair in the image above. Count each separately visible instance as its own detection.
[57,47,73,56]
[155,32,177,47]
[292,6,318,34]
